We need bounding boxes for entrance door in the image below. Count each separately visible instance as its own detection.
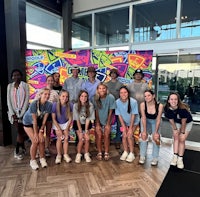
[156,54,200,144]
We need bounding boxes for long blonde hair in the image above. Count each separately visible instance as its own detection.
[94,82,108,109]
[56,89,71,120]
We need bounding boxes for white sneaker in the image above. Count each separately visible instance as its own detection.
[177,156,184,169]
[84,153,92,163]
[55,155,62,164]
[14,150,23,160]
[40,158,48,168]
[120,151,128,161]
[170,154,178,166]
[139,156,145,164]
[63,154,72,163]
[151,158,158,166]
[126,152,135,162]
[30,160,39,170]
[75,153,82,163]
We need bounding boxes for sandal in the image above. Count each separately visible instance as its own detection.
[104,153,110,161]
[96,152,102,161]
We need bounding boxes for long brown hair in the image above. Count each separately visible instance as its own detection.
[56,89,71,119]
[77,90,90,118]
[165,92,190,111]
[119,86,132,114]
[94,82,108,109]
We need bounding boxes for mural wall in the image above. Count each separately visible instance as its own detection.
[26,49,153,142]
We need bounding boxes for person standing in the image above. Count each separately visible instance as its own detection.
[164,92,193,169]
[139,90,163,166]
[93,83,116,161]
[115,86,140,162]
[52,90,72,164]
[127,69,149,111]
[52,72,62,93]
[23,88,52,170]
[81,66,100,101]
[105,68,123,100]
[127,69,149,144]
[7,69,29,160]
[73,90,95,163]
[63,65,83,104]
[105,68,124,149]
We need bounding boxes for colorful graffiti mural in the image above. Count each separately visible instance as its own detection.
[26,49,153,142]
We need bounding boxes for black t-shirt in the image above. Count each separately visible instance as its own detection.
[53,85,62,93]
[164,108,193,123]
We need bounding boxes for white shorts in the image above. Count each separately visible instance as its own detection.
[175,121,193,133]
[52,121,70,131]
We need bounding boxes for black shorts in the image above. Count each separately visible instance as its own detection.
[73,121,92,131]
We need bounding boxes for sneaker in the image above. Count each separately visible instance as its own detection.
[14,150,23,160]
[151,158,158,166]
[75,153,82,163]
[126,152,135,162]
[139,156,145,164]
[170,154,178,166]
[30,160,39,170]
[45,148,51,157]
[63,154,72,163]
[177,156,184,169]
[40,158,48,168]
[120,151,128,161]
[55,155,62,164]
[84,153,92,163]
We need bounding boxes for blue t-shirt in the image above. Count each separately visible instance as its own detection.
[92,94,116,126]
[81,79,101,101]
[115,97,140,126]
[165,108,193,124]
[52,102,73,124]
[23,100,52,125]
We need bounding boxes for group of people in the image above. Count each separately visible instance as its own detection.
[7,66,193,170]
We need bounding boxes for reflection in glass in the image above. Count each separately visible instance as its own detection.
[180,0,200,38]
[72,15,91,48]
[95,7,129,46]
[158,57,200,114]
[133,0,177,42]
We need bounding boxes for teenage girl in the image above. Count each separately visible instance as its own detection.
[73,90,95,163]
[93,82,116,161]
[23,88,52,170]
[115,86,140,162]
[164,92,193,169]
[35,75,59,156]
[52,90,72,164]
[139,90,163,166]
[7,69,29,160]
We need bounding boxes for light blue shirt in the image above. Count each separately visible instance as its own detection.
[63,77,83,103]
[115,97,140,126]
[81,78,101,101]
[93,94,116,126]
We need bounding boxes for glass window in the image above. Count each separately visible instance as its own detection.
[72,15,92,48]
[133,0,177,42]
[26,4,62,49]
[95,7,129,46]
[180,0,200,38]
